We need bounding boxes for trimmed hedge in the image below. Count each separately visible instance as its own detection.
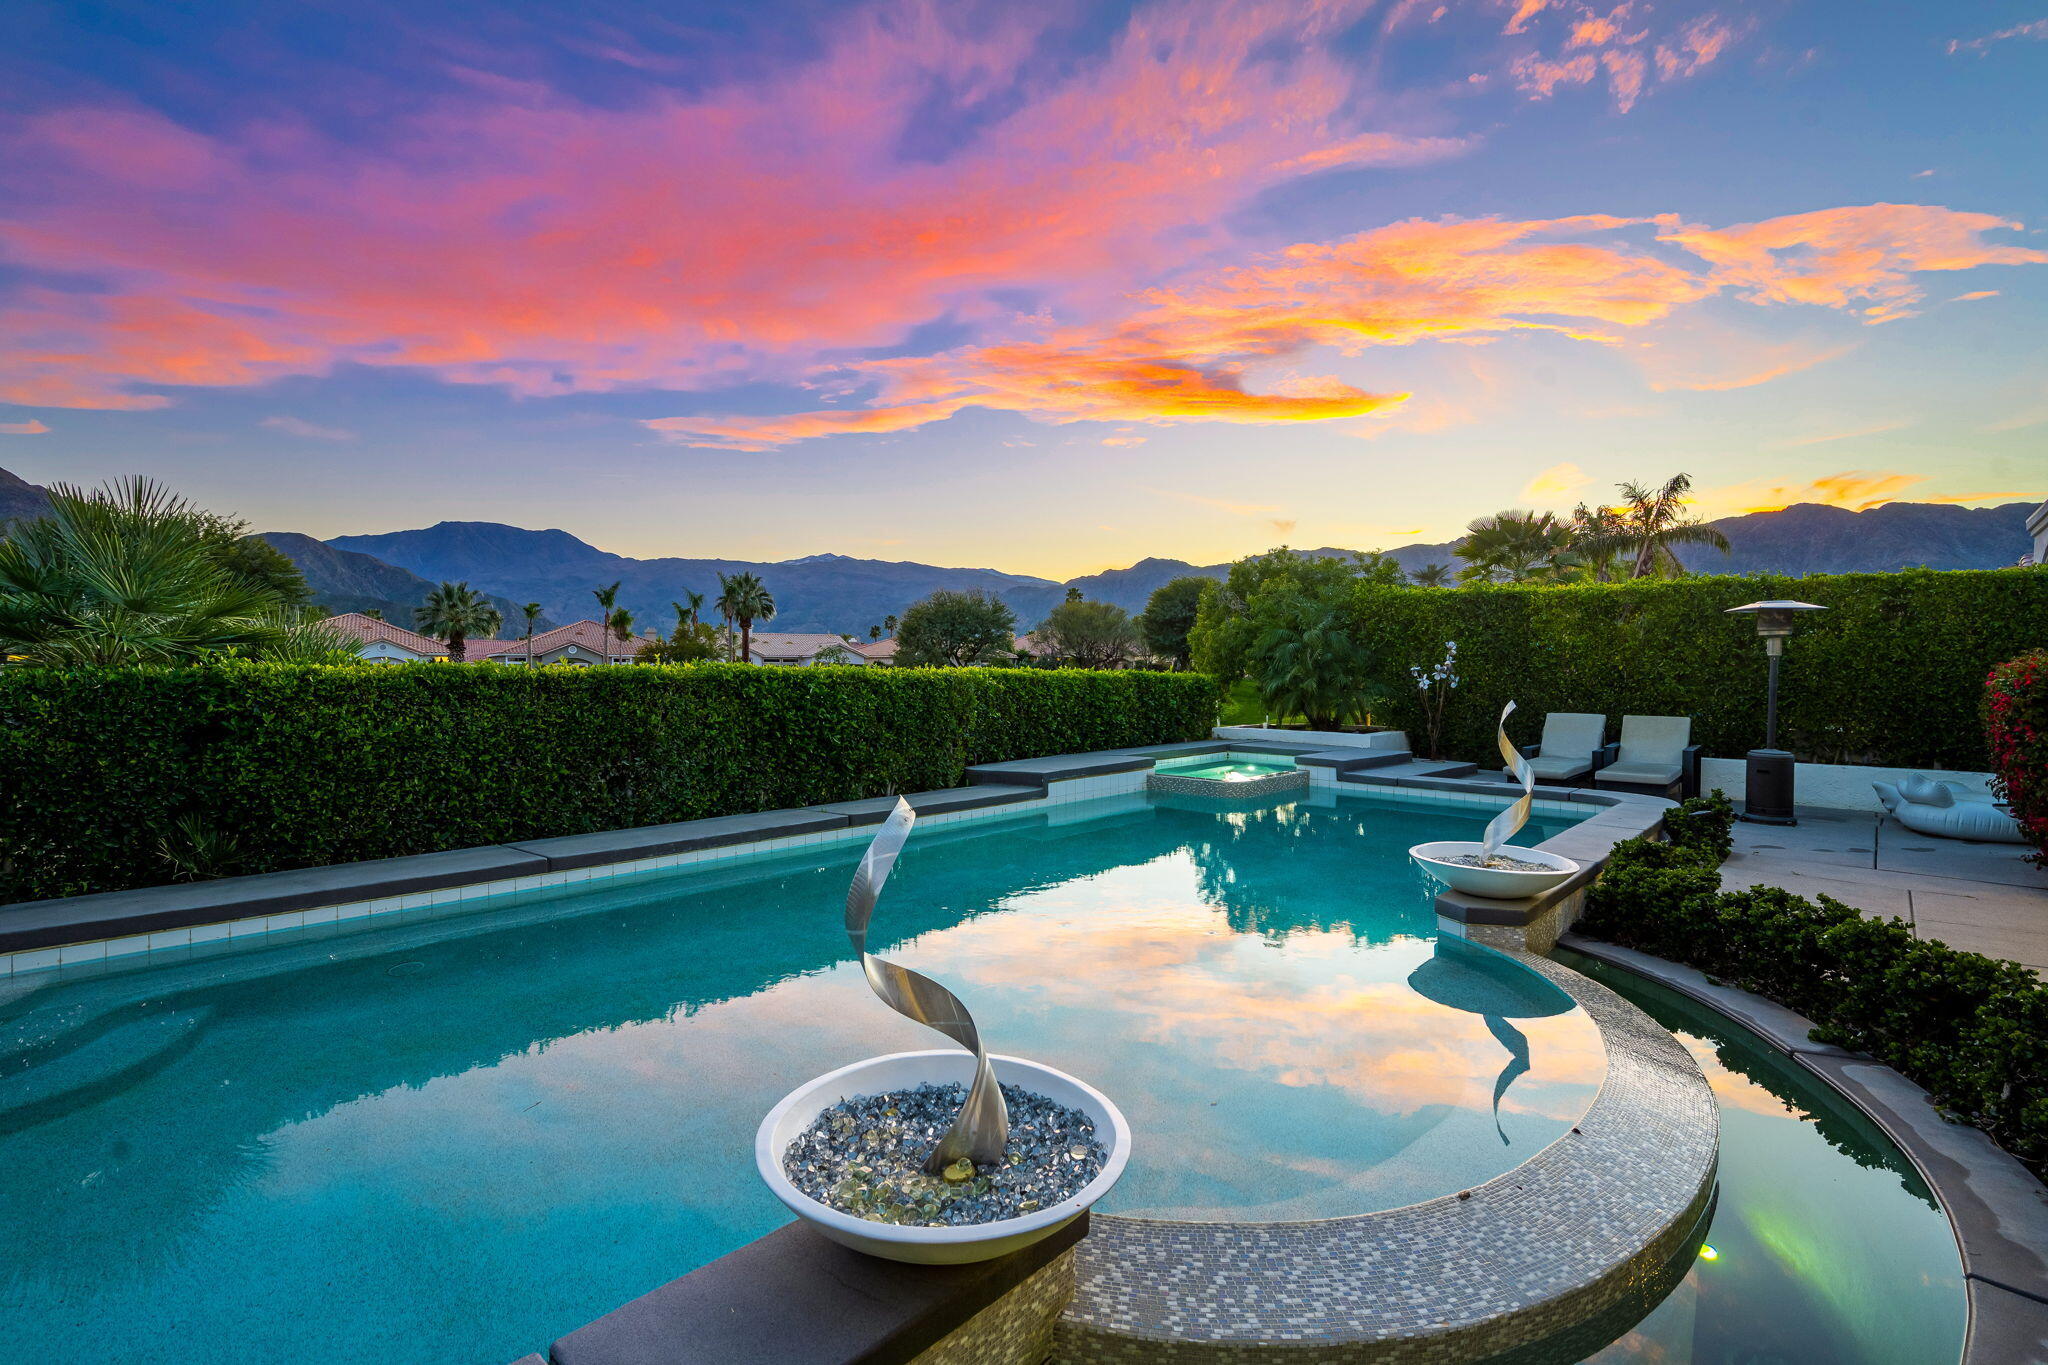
[1987,651,2048,866]
[0,662,1216,903]
[1578,793,2048,1169]
[1350,568,2048,771]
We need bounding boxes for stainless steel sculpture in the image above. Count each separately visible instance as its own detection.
[844,798,1009,1172]
[1480,700,1534,865]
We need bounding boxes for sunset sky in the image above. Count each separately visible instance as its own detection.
[2,0,2044,577]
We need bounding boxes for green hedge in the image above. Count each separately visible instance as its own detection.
[1350,568,2048,770]
[0,662,1216,903]
[1986,651,2048,865]
[1579,793,2048,1169]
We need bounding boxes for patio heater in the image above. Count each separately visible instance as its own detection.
[1724,600,1826,825]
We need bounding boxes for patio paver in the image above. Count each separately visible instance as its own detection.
[1719,807,2048,974]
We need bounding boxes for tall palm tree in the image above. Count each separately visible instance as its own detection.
[1408,563,1453,588]
[1454,511,1579,583]
[723,572,776,662]
[414,582,501,662]
[519,602,543,666]
[682,589,705,626]
[608,606,636,657]
[720,573,753,663]
[869,624,883,640]
[883,613,898,636]
[591,580,621,658]
[0,477,284,665]
[1607,474,1732,578]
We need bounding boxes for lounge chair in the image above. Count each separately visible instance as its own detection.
[1872,776,2026,843]
[1501,712,1608,785]
[1591,715,1701,799]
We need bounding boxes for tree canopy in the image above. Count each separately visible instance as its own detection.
[1036,598,1141,668]
[1136,575,1210,669]
[896,589,1017,667]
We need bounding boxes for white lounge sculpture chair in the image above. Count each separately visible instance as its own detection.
[1501,712,1608,785]
[1872,775,2026,844]
[1591,715,1701,799]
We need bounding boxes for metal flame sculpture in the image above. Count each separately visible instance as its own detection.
[844,798,1008,1172]
[1480,700,1534,866]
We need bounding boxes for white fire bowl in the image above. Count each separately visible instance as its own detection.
[756,1049,1131,1265]
[1409,841,1582,899]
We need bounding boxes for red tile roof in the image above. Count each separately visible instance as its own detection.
[322,612,446,657]
[471,619,660,660]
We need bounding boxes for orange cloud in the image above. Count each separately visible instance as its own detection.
[1953,290,2000,301]
[1718,470,1927,514]
[1523,461,1592,499]
[0,419,50,435]
[1662,203,2048,323]
[1508,3,1737,110]
[659,206,2045,447]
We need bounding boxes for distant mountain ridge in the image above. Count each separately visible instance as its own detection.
[0,468,2033,634]
[320,500,2039,633]
[329,522,1063,634]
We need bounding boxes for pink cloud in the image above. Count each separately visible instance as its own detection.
[0,0,1470,412]
[0,419,50,435]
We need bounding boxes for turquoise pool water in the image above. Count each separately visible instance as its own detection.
[1154,754,1297,781]
[1565,954,1967,1365]
[0,787,1591,1365]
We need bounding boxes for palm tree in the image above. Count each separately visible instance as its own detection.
[869,624,883,640]
[519,602,543,665]
[1606,474,1731,578]
[723,572,776,662]
[0,477,284,665]
[414,581,501,661]
[714,573,741,659]
[591,580,621,655]
[883,613,898,636]
[608,606,636,658]
[682,589,705,626]
[1567,503,1632,582]
[1454,511,1579,583]
[1408,563,1453,588]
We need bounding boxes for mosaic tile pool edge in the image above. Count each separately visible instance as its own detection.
[1052,950,1721,1363]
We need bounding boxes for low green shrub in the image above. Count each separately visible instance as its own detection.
[0,662,1216,903]
[1578,792,2048,1169]
[1986,650,2048,866]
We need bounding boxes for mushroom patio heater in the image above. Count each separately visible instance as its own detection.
[1725,600,1826,825]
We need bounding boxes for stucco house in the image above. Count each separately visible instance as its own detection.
[472,619,660,666]
[2028,498,2048,567]
[322,612,449,663]
[745,632,870,665]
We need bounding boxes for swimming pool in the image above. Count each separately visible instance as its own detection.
[0,786,1591,1364]
[1153,753,1297,781]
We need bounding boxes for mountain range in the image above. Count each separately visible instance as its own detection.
[0,466,2037,635]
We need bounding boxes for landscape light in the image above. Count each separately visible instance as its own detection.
[1724,600,1826,825]
[1699,1244,1720,1262]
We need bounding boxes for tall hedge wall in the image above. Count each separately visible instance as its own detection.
[0,663,1216,904]
[1351,568,2048,770]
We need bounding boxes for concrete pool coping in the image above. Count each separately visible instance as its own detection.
[0,735,1668,978]
[1557,933,2048,1365]
[1052,948,1720,1362]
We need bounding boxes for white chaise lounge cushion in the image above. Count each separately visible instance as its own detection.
[1593,714,1690,787]
[1877,773,2024,842]
[1502,712,1607,781]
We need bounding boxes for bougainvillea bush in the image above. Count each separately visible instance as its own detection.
[1986,650,2048,867]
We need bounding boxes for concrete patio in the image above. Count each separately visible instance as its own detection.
[1720,807,2048,974]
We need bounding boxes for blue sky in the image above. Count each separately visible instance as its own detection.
[1,0,2043,574]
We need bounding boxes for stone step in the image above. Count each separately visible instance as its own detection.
[1337,758,1480,782]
